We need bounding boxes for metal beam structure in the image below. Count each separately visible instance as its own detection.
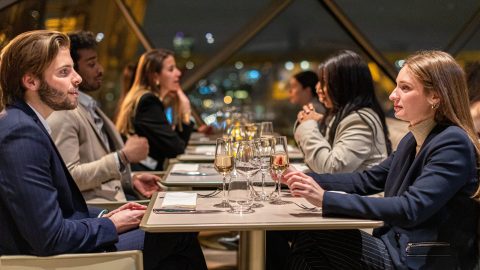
[181,0,293,91]
[113,0,153,51]
[444,4,480,57]
[0,0,18,11]
[319,0,397,82]
[112,0,211,124]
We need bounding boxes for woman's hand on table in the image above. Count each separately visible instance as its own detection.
[284,171,324,207]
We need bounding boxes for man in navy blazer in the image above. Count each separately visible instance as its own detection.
[0,30,206,270]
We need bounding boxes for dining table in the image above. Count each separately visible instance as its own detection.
[141,191,383,270]
[176,144,304,162]
[160,162,311,188]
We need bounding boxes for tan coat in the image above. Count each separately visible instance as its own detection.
[47,104,131,202]
[294,108,388,174]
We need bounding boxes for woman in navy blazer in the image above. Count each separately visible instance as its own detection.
[283,51,480,269]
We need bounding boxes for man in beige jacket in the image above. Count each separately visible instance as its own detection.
[47,30,161,202]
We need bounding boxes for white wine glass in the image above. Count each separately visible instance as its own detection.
[270,136,292,205]
[213,138,234,208]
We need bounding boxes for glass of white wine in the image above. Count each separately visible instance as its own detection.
[270,136,292,205]
[213,138,234,208]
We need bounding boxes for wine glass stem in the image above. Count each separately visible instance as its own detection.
[222,173,227,203]
[277,171,283,201]
[261,171,265,197]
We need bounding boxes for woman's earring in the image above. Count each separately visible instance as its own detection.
[155,80,160,87]
[431,103,439,110]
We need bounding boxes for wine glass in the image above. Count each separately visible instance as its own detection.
[260,122,274,139]
[228,172,254,214]
[253,137,273,200]
[270,136,292,205]
[213,138,234,208]
[235,140,260,183]
[235,140,262,206]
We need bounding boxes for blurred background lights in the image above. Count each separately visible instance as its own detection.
[234,90,248,99]
[300,60,310,70]
[185,61,195,69]
[203,99,214,108]
[246,70,260,80]
[203,114,216,125]
[95,32,104,43]
[235,61,244,69]
[199,86,212,95]
[209,84,218,93]
[284,61,294,70]
[395,59,405,68]
[224,96,233,104]
[205,32,215,44]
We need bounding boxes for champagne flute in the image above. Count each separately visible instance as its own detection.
[270,136,292,205]
[213,138,234,208]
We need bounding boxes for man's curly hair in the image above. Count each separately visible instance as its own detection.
[68,30,97,70]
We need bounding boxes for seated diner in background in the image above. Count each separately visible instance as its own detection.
[116,49,194,171]
[288,70,326,114]
[282,50,480,269]
[294,50,391,174]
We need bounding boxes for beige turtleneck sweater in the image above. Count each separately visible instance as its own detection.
[408,118,437,155]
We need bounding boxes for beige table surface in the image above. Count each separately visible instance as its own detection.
[160,163,311,188]
[188,132,218,145]
[177,145,304,162]
[141,192,383,270]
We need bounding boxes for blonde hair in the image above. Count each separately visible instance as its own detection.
[405,50,480,196]
[116,49,174,135]
[0,30,69,111]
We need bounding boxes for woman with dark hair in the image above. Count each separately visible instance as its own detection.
[284,50,480,269]
[116,49,193,171]
[294,50,391,174]
[267,51,391,270]
[288,70,326,114]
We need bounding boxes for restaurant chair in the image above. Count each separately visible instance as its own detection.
[0,250,143,270]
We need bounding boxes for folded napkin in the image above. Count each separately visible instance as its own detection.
[172,163,199,172]
[160,192,197,211]
[186,145,216,155]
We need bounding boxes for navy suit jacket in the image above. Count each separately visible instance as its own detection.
[0,101,117,256]
[310,124,479,269]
